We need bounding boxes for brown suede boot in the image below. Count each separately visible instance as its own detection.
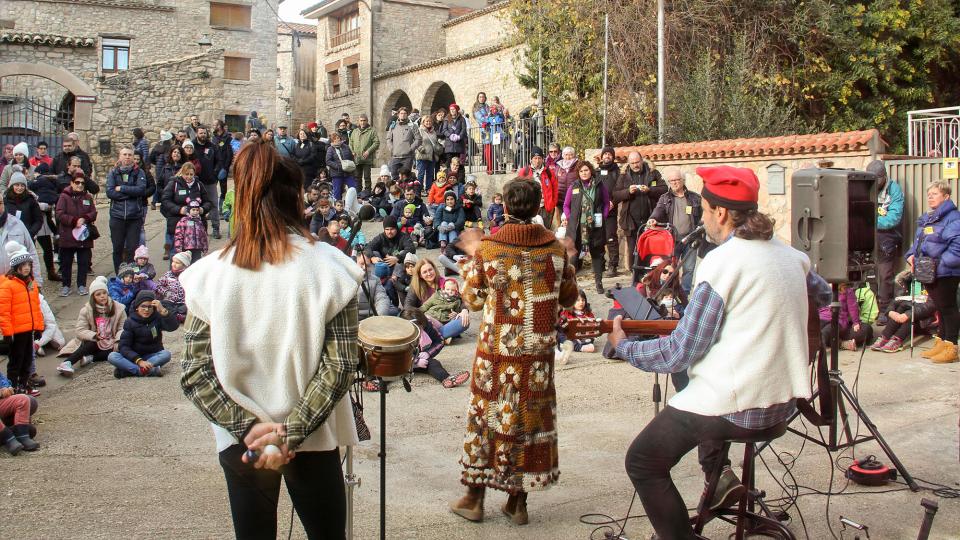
[502,492,529,525]
[450,486,485,522]
[921,336,944,359]
[162,243,170,260]
[930,340,959,364]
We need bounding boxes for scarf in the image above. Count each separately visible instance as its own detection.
[558,158,577,171]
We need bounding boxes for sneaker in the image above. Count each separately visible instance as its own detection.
[59,286,71,297]
[212,231,222,240]
[869,336,889,351]
[57,360,75,376]
[707,467,746,510]
[78,355,94,368]
[557,341,574,366]
[26,387,40,397]
[879,336,904,353]
[113,368,134,379]
[77,286,89,296]
[149,366,163,377]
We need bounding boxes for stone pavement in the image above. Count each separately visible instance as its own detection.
[1,205,958,539]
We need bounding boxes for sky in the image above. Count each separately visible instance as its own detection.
[278,0,316,24]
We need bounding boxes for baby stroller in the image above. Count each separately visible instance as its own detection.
[632,223,675,284]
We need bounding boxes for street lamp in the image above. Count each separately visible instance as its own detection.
[198,33,212,47]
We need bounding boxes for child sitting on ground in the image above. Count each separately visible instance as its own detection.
[57,276,127,376]
[338,212,366,251]
[461,180,483,229]
[369,182,391,219]
[132,245,157,290]
[109,290,178,378]
[434,190,465,250]
[420,279,463,324]
[870,274,937,354]
[427,170,449,214]
[400,203,425,246]
[154,251,191,324]
[0,371,39,455]
[400,308,470,389]
[108,263,139,312]
[174,200,208,263]
[487,192,505,234]
[557,290,596,364]
[0,241,45,394]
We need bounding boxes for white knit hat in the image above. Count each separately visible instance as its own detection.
[160,130,173,142]
[379,165,390,178]
[8,171,27,187]
[172,251,192,268]
[12,142,29,157]
[134,245,149,260]
[89,276,109,294]
[182,140,195,149]
[5,241,31,268]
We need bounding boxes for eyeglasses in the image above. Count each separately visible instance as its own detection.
[548,150,560,154]
[71,180,84,185]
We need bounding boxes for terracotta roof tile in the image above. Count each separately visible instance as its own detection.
[278,22,317,36]
[610,129,882,162]
[0,31,96,47]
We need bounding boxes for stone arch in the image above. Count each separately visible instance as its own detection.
[421,81,456,117]
[0,62,97,130]
[381,89,413,128]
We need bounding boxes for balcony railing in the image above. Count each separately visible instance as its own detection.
[329,28,359,48]
[908,106,960,158]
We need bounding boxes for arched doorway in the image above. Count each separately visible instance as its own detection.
[381,89,413,128]
[421,82,456,116]
[0,62,96,130]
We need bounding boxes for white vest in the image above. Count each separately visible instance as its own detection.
[670,237,813,416]
[182,235,363,452]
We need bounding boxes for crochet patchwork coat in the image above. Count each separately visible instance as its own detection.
[458,222,578,493]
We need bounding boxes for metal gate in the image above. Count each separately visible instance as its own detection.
[0,92,74,154]
[887,158,948,243]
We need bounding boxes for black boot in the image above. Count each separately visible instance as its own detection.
[13,425,38,451]
[1,427,23,455]
[592,258,605,294]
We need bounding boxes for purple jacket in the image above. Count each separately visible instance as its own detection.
[818,287,860,329]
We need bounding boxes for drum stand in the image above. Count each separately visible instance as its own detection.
[376,375,411,540]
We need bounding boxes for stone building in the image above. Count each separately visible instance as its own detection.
[302,0,531,140]
[276,21,317,130]
[0,0,278,175]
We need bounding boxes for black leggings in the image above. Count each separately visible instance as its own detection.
[881,300,937,341]
[109,216,143,274]
[820,322,874,348]
[65,341,112,366]
[927,276,960,343]
[414,357,450,382]
[625,406,785,539]
[37,235,54,271]
[59,247,92,288]
[219,444,346,540]
[5,331,35,389]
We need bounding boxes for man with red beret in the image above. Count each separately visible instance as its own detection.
[608,166,831,539]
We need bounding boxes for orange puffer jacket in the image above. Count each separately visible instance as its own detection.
[0,275,44,336]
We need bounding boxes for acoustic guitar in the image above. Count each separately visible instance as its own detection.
[559,318,679,340]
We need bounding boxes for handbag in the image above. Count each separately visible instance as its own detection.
[336,148,357,173]
[88,223,101,241]
[913,234,937,285]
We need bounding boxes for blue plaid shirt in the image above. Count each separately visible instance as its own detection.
[616,271,830,429]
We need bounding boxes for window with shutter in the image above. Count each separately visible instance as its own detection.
[224,56,251,80]
[210,2,252,29]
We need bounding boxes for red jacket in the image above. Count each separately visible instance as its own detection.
[518,166,560,212]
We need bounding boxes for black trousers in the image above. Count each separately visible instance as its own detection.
[414,357,450,382]
[6,331,35,389]
[625,406,785,540]
[606,211,619,271]
[927,276,960,343]
[820,322,874,348]
[219,444,346,540]
[37,235,55,272]
[109,216,143,273]
[882,300,937,341]
[59,247,92,288]
[65,341,112,366]
[876,248,899,313]
[356,164,373,191]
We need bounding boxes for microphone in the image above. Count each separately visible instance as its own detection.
[680,224,705,245]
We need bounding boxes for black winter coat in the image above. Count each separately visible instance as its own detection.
[28,176,60,205]
[292,140,321,185]
[364,231,416,262]
[597,161,621,237]
[160,177,211,235]
[51,148,92,177]
[118,310,178,360]
[439,116,468,154]
[212,132,234,177]
[4,191,43,238]
[611,164,667,235]
[192,140,219,185]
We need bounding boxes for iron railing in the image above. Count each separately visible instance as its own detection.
[0,93,71,155]
[329,28,360,48]
[464,115,559,174]
[907,106,960,158]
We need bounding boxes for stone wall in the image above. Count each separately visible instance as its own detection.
[2,0,276,125]
[315,3,368,127]
[85,50,225,176]
[0,42,97,104]
[374,0,448,74]
[443,2,511,56]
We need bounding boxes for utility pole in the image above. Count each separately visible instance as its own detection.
[602,12,609,148]
[657,0,665,143]
[536,0,545,149]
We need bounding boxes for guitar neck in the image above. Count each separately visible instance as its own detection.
[601,319,678,336]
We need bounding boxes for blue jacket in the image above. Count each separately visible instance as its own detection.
[105,164,147,220]
[108,277,137,311]
[118,310,178,361]
[434,203,465,231]
[906,198,960,278]
[326,143,355,178]
[877,180,904,231]
[0,371,10,389]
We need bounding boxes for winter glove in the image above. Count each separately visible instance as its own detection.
[38,202,50,212]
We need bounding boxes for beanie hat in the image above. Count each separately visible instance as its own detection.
[34,162,51,176]
[134,245,149,260]
[436,170,447,180]
[117,262,137,278]
[89,275,109,294]
[866,159,887,183]
[189,200,201,208]
[444,190,456,200]
[9,171,27,188]
[403,203,416,214]
[697,166,759,212]
[379,164,391,178]
[172,251,192,268]
[12,142,29,157]
[160,130,173,142]
[4,241,31,269]
[383,215,399,229]
[131,290,157,311]
[182,140,194,149]
[601,146,616,159]
[530,146,544,158]
[373,261,391,279]
[448,103,460,112]
[404,253,419,266]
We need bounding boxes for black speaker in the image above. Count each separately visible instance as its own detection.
[791,168,877,283]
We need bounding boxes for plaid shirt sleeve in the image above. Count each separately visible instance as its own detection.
[614,281,725,373]
[284,297,359,451]
[180,314,257,441]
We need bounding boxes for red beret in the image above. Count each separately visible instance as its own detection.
[448,103,460,111]
[697,166,759,211]
[307,122,318,129]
